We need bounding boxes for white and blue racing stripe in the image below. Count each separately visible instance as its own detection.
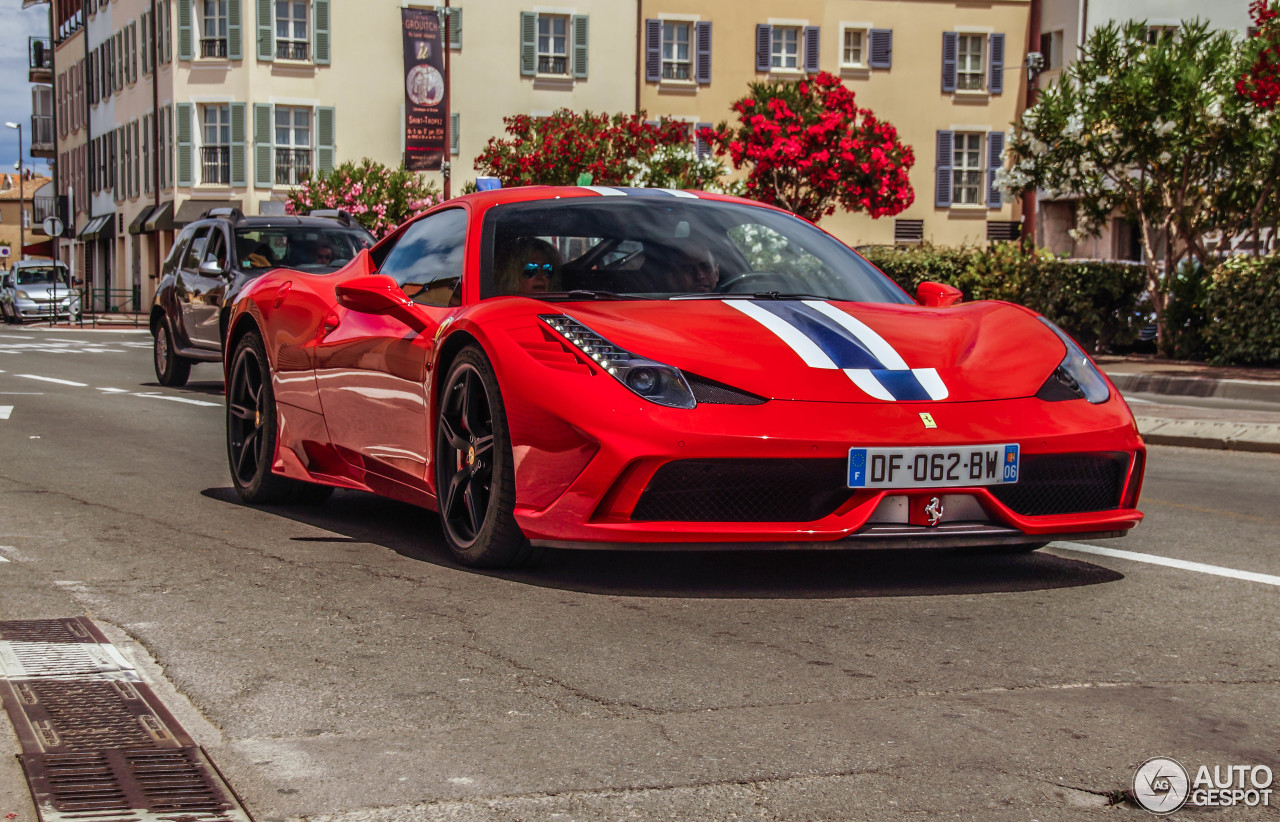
[580,186,699,199]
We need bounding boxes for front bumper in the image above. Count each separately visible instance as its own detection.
[15,296,80,320]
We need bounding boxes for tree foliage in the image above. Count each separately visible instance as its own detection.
[286,158,440,238]
[699,71,915,223]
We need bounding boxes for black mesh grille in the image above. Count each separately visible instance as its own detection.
[632,459,850,522]
[686,374,767,405]
[990,452,1128,516]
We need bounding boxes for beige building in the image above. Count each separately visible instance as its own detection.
[0,174,53,268]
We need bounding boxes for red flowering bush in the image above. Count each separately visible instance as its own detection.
[286,158,440,238]
[1240,1,1280,109]
[699,72,914,222]
[474,110,729,189]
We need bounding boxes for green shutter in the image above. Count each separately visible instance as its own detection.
[450,112,459,155]
[520,11,535,76]
[227,0,242,59]
[314,0,330,64]
[176,102,193,186]
[230,102,247,186]
[448,7,461,49]
[571,15,588,79]
[254,103,274,188]
[177,0,192,60]
[317,106,335,173]
[256,0,272,60]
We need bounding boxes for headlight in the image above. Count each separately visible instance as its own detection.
[1035,318,1110,404]
[16,290,30,300]
[540,314,696,409]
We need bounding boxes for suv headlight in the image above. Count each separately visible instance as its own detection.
[1035,318,1110,404]
[540,314,696,409]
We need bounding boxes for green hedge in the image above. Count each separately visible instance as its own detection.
[1202,255,1280,365]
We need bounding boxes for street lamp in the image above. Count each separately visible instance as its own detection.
[5,123,22,264]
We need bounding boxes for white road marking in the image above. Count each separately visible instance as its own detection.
[0,556,8,563]
[17,374,88,387]
[131,392,220,407]
[44,338,83,343]
[1055,542,1280,587]
[97,387,128,393]
[0,392,43,395]
[0,406,11,420]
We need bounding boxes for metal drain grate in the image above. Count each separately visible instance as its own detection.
[0,617,138,681]
[0,678,189,752]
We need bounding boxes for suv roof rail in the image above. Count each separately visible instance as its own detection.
[203,206,244,222]
[308,208,356,227]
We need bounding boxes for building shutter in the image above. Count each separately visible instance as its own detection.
[141,12,149,74]
[314,0,330,64]
[230,102,247,186]
[988,33,1005,94]
[941,31,957,92]
[571,15,588,79]
[935,130,953,208]
[163,0,172,63]
[868,28,892,69]
[177,0,192,60]
[176,102,193,186]
[448,7,461,49]
[986,131,1005,208]
[520,11,536,76]
[645,19,660,82]
[695,121,712,159]
[695,21,711,84]
[755,24,771,72]
[256,0,272,60]
[803,26,819,72]
[253,103,273,188]
[450,112,460,155]
[227,0,242,59]
[317,107,335,174]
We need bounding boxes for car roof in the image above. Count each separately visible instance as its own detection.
[12,258,68,268]
[196,215,370,231]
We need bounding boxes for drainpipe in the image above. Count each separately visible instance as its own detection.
[635,0,642,114]
[1021,0,1042,249]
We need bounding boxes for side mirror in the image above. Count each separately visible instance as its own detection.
[335,274,427,331]
[198,260,226,277]
[916,281,963,308]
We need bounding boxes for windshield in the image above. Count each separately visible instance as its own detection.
[234,225,373,271]
[479,198,911,304]
[15,266,71,287]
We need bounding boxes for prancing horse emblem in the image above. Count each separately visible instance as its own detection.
[924,497,944,527]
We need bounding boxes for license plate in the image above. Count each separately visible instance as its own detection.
[848,444,1020,489]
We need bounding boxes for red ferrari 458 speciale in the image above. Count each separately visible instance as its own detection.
[224,186,1144,567]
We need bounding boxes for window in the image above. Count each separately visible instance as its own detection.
[1146,25,1177,43]
[771,26,800,70]
[276,0,309,60]
[957,34,983,90]
[953,133,983,205]
[376,209,467,307]
[201,0,228,58]
[183,226,211,269]
[201,104,231,185]
[662,21,691,80]
[274,106,311,185]
[842,28,866,67]
[537,13,568,75]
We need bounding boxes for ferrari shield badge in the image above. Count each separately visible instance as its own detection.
[919,412,937,429]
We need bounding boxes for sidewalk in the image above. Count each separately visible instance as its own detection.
[1097,356,1280,454]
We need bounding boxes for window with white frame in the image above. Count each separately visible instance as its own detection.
[1146,25,1177,43]
[957,34,984,90]
[201,104,231,184]
[274,106,312,186]
[537,14,569,75]
[201,0,228,58]
[276,0,309,60]
[952,133,983,205]
[662,21,691,80]
[841,27,866,67]
[771,26,800,70]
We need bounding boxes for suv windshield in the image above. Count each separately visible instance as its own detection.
[15,266,72,287]
[479,198,911,304]
[234,225,373,271]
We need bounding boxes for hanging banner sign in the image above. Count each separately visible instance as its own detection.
[402,8,447,171]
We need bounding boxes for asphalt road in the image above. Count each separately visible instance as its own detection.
[1,326,1277,821]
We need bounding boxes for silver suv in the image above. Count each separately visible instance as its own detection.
[0,260,82,323]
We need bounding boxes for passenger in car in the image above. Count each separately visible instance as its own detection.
[497,237,563,295]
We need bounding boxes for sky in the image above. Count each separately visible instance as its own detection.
[0,2,55,176]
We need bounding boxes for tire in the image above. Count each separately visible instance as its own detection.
[0,303,13,324]
[434,346,541,568]
[154,318,192,387]
[226,331,334,505]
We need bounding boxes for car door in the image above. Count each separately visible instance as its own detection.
[186,226,232,348]
[174,225,211,348]
[314,207,467,486]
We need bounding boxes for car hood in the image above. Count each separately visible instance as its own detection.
[547,298,1066,403]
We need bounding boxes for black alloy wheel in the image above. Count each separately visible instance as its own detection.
[434,346,539,568]
[153,318,191,387]
[226,331,332,504]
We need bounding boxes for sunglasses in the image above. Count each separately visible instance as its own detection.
[523,262,555,278]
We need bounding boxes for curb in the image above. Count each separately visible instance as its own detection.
[1136,416,1280,454]
[1108,372,1280,406]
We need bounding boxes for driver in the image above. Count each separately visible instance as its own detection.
[670,242,719,293]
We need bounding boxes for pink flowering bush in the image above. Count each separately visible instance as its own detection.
[286,158,441,238]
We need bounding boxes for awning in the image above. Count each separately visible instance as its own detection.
[144,201,174,232]
[22,240,53,257]
[80,214,116,241]
[128,206,155,235]
[174,199,241,227]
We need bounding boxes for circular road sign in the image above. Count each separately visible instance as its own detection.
[42,216,65,237]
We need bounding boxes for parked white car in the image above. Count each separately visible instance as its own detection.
[0,260,81,323]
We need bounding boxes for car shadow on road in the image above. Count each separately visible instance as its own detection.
[203,487,1124,599]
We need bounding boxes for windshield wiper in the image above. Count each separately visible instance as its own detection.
[537,290,647,301]
[671,291,832,301]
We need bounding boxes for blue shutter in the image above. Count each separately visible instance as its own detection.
[645,19,661,82]
[317,107,335,174]
[230,102,247,186]
[227,0,242,59]
[175,102,193,186]
[450,112,460,155]
[803,26,819,72]
[256,0,272,61]
[695,21,711,84]
[935,130,953,208]
[571,15,588,78]
[988,33,1005,94]
[314,0,330,64]
[987,131,1005,208]
[755,24,771,72]
[941,31,957,92]
[177,0,192,60]
[868,28,892,69]
[253,103,273,188]
[520,12,536,76]
[695,121,712,159]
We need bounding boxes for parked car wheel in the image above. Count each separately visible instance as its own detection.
[153,319,192,387]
